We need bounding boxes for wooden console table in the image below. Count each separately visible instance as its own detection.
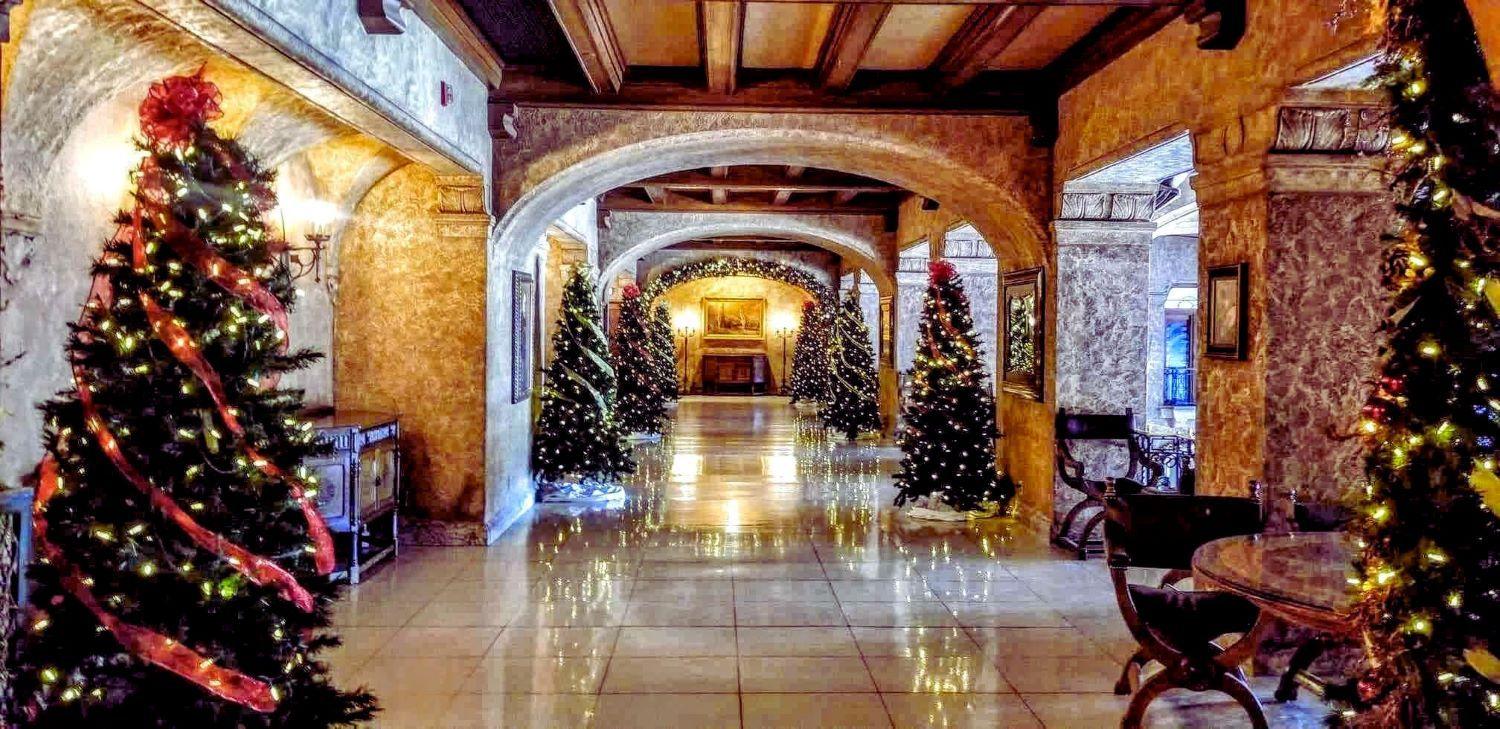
[701,352,770,394]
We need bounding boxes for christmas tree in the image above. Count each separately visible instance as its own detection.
[610,285,667,435]
[12,71,375,726]
[821,289,881,440]
[1340,1,1500,726]
[532,265,634,496]
[788,300,831,404]
[892,261,1013,513]
[649,301,679,404]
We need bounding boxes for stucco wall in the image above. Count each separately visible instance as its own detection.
[334,164,487,522]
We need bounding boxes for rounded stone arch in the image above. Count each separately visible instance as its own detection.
[493,127,1046,270]
[640,257,836,305]
[594,217,895,304]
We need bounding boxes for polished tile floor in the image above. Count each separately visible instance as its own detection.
[330,397,1329,727]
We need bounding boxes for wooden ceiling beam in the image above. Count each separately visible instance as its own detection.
[642,185,666,204]
[498,68,1038,114]
[700,1,747,94]
[773,189,795,205]
[627,168,898,194]
[786,165,806,178]
[545,0,627,94]
[815,4,891,91]
[933,5,1044,89]
[601,189,895,215]
[1046,6,1184,92]
[408,0,506,88]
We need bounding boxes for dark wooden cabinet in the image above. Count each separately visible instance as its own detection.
[307,409,401,584]
[701,353,770,394]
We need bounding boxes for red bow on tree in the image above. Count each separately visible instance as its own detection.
[930,259,957,284]
[139,67,223,148]
[622,284,642,299]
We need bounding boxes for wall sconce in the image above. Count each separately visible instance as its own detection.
[283,199,339,284]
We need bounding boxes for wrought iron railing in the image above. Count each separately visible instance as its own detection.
[1134,433,1197,494]
[1163,366,1195,406]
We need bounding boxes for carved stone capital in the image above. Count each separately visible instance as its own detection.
[942,238,995,260]
[897,256,929,274]
[436,175,487,216]
[489,100,520,140]
[1273,105,1388,154]
[1057,191,1156,223]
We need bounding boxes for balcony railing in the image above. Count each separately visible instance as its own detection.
[1163,366,1195,406]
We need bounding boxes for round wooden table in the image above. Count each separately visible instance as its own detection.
[1193,531,1358,701]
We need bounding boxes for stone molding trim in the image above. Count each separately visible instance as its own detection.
[1057,191,1156,223]
[1266,153,1387,195]
[897,256,929,274]
[1273,105,1388,155]
[436,175,487,215]
[943,238,996,259]
[434,214,491,240]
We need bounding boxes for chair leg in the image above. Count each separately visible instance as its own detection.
[1121,671,1174,729]
[1219,671,1270,729]
[1076,510,1107,560]
[1114,649,1148,695]
[1157,569,1192,589]
[1275,636,1330,702]
[1052,497,1094,544]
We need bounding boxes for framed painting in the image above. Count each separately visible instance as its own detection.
[1001,267,1045,401]
[511,270,535,403]
[1205,263,1249,360]
[703,297,765,340]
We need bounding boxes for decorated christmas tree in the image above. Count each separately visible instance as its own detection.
[532,265,634,498]
[788,300,831,404]
[1341,2,1500,726]
[11,71,376,726]
[892,261,1013,514]
[610,285,667,435]
[821,289,881,440]
[649,301,679,404]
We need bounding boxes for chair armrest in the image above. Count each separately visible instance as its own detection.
[1110,566,1180,666]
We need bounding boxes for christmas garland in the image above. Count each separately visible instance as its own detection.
[641,257,834,305]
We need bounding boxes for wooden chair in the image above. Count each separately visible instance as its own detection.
[1052,408,1163,559]
[1104,487,1271,729]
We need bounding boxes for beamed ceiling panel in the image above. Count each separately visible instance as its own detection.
[861,4,974,71]
[602,0,700,67]
[986,5,1114,70]
[742,2,835,69]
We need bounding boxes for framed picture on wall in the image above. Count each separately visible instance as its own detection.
[511,270,535,403]
[1001,267,1045,401]
[1205,263,1249,360]
[703,297,765,340]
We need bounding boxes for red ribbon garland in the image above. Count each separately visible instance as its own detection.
[33,456,280,713]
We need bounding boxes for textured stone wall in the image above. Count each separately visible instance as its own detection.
[659,277,812,393]
[1263,192,1389,503]
[334,164,487,522]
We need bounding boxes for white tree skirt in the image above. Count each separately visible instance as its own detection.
[539,480,628,504]
[625,432,663,443]
[899,493,1004,522]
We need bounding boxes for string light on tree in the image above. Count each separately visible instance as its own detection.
[788,300,833,405]
[820,288,881,441]
[611,285,669,436]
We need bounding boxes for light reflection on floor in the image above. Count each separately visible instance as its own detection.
[330,396,1331,727]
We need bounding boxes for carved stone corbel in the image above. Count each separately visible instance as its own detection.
[1057,192,1157,223]
[489,100,520,141]
[435,176,490,240]
[358,0,407,35]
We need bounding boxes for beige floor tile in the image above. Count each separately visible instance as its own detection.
[615,627,739,656]
[377,626,503,658]
[883,694,1042,729]
[623,600,736,626]
[863,656,1012,694]
[737,626,860,656]
[1022,693,1131,728]
[368,691,460,729]
[332,599,428,628]
[840,602,960,628]
[742,693,891,728]
[459,657,609,694]
[735,601,848,627]
[820,561,927,581]
[352,656,481,697]
[323,626,398,671]
[487,627,619,658]
[739,657,877,693]
[735,580,838,603]
[602,657,741,693]
[441,693,599,728]
[511,600,629,626]
[925,580,1037,603]
[946,602,1069,628]
[594,693,741,728]
[631,579,736,602]
[406,601,520,627]
[733,562,828,580]
[637,562,735,580]
[850,627,982,658]
[828,580,938,603]
[967,627,1110,659]
[997,656,1123,693]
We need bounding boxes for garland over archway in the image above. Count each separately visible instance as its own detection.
[641,257,834,305]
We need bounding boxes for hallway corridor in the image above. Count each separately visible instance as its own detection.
[329,397,1325,728]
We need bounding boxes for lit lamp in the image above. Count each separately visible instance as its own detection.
[771,311,798,396]
[673,310,700,394]
[283,199,339,283]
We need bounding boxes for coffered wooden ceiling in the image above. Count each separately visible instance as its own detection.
[452,0,1244,139]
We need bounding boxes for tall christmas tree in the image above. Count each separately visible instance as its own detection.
[649,301,679,404]
[532,265,634,496]
[821,289,881,440]
[893,261,1013,513]
[610,285,666,435]
[12,71,375,726]
[1341,1,1500,726]
[788,300,831,404]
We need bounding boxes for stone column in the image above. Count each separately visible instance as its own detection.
[1193,103,1389,500]
[894,253,928,374]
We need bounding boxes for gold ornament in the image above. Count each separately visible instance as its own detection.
[1464,647,1500,684]
[1472,464,1500,513]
